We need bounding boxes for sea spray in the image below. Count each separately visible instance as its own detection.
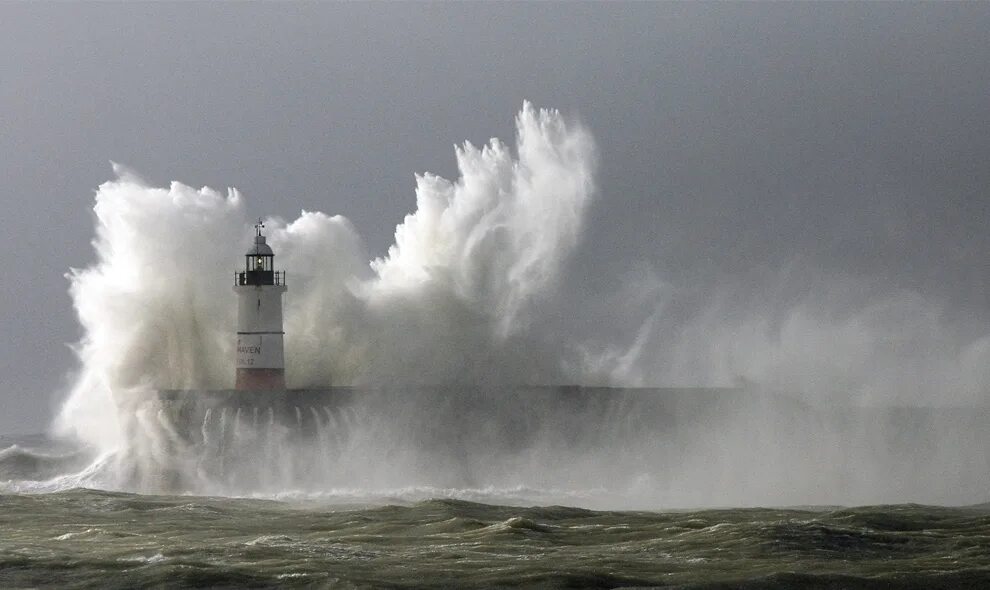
[53,103,598,493]
[36,102,990,507]
[58,174,244,449]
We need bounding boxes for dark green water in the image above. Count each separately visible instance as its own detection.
[2,489,989,589]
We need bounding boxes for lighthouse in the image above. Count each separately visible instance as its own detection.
[234,220,287,390]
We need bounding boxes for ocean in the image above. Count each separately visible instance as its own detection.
[3,432,990,589]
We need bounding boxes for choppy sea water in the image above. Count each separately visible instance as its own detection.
[1,488,990,589]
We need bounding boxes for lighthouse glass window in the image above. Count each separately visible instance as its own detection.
[248,255,271,272]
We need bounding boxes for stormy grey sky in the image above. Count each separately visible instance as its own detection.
[2,3,989,433]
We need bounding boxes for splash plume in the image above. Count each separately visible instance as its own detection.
[55,102,596,451]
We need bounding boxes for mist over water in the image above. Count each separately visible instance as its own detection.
[8,103,988,508]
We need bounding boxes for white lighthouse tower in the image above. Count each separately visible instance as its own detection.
[234,220,287,391]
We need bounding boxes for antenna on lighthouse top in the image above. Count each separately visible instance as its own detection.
[255,218,265,237]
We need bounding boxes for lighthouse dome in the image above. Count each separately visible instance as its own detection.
[247,235,274,256]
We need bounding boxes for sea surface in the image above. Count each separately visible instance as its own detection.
[2,488,990,589]
[3,436,990,589]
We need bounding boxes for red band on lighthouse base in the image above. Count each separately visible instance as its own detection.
[235,368,286,391]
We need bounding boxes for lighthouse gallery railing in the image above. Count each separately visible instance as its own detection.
[234,270,286,286]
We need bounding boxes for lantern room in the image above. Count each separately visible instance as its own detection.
[235,219,286,287]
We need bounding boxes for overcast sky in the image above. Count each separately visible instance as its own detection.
[2,3,989,433]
